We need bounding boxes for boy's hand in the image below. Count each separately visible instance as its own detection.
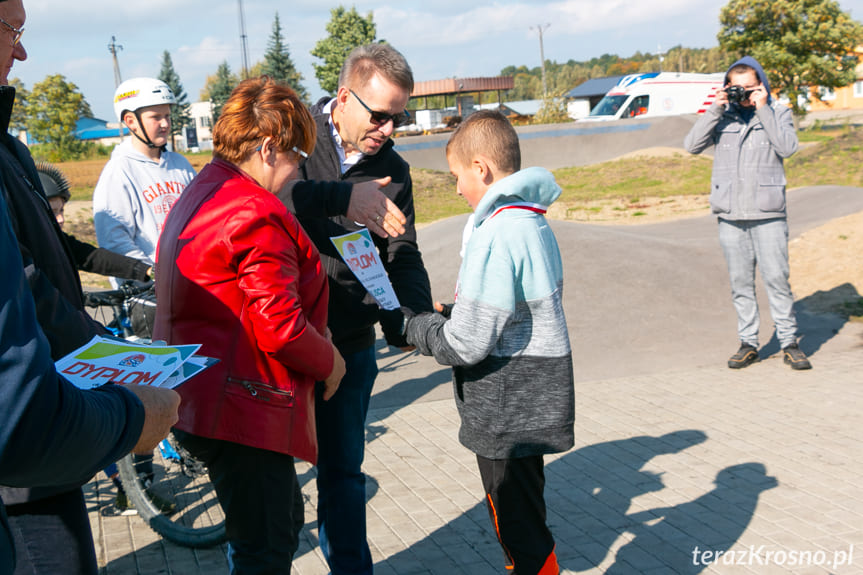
[433,301,453,318]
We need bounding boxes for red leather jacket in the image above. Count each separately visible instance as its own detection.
[154,159,332,463]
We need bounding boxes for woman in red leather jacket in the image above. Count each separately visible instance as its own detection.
[153,77,345,574]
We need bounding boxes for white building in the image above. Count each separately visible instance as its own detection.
[177,101,215,152]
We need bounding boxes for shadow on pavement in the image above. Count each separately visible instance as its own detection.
[761,282,862,359]
[381,429,777,573]
[370,357,452,411]
[606,462,777,574]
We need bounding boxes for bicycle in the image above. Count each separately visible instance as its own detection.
[84,282,227,548]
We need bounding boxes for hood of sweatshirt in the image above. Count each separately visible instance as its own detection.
[474,166,562,224]
[725,55,772,104]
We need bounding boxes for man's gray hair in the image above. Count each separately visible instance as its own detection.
[338,44,414,94]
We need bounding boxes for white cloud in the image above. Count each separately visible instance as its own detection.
[375,0,703,48]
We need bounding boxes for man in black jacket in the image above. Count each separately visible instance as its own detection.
[279,43,433,574]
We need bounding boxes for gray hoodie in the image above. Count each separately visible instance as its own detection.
[93,140,196,266]
[683,56,798,220]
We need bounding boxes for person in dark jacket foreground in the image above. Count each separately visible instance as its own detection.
[0,141,180,575]
[0,2,180,573]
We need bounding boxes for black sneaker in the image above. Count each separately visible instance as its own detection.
[728,343,759,369]
[783,344,812,370]
[100,490,137,517]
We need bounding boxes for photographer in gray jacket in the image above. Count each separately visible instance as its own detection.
[684,55,811,371]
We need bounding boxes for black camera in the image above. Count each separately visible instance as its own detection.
[726,85,754,104]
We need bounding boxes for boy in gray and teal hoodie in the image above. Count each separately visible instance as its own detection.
[405,110,574,575]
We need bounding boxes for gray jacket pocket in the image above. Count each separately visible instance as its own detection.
[756,184,786,212]
[756,169,787,212]
[709,180,732,214]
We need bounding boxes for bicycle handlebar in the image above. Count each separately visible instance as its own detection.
[83,281,155,308]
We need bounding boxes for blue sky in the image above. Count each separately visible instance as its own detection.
[14,0,863,122]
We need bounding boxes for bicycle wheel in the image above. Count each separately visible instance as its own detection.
[117,435,226,548]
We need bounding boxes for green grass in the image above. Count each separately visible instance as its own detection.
[552,154,713,204]
[410,168,465,223]
[61,125,863,226]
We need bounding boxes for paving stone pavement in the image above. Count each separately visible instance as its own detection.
[85,186,863,573]
[87,344,863,574]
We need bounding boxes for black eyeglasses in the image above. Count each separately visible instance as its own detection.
[349,89,411,128]
[0,17,23,47]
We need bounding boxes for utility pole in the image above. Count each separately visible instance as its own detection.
[108,36,123,88]
[531,24,551,98]
[237,0,250,80]
[656,44,665,73]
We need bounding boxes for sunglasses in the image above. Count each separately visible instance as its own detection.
[350,89,411,128]
[0,16,23,47]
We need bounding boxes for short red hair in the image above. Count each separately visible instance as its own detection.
[212,76,315,165]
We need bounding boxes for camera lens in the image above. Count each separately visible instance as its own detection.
[727,85,746,103]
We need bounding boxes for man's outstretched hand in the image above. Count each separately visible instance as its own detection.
[347,177,407,238]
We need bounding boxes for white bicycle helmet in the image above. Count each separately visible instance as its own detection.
[113,77,176,122]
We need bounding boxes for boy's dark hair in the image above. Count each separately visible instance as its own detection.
[446,110,521,174]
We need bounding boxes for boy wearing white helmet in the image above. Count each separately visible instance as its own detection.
[93,77,196,277]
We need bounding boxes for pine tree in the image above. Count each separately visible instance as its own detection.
[158,51,192,143]
[260,13,308,101]
[208,61,238,123]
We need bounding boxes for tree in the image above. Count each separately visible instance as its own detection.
[311,6,377,95]
[533,90,572,125]
[27,74,92,158]
[718,0,863,115]
[204,61,239,123]
[8,77,29,133]
[260,13,308,101]
[158,50,192,145]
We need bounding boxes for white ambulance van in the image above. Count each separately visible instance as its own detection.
[578,72,725,122]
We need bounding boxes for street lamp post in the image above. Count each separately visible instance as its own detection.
[108,36,123,89]
[531,23,551,98]
[237,0,250,79]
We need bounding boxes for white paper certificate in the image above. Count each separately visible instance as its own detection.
[55,336,212,390]
[330,229,400,310]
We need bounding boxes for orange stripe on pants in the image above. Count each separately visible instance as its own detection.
[537,546,559,575]
[486,493,515,568]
